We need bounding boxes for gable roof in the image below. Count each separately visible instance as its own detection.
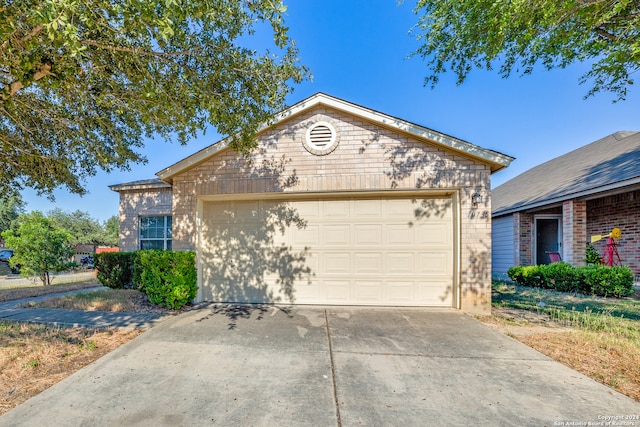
[156,92,513,183]
[492,131,640,216]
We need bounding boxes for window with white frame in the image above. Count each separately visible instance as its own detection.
[140,216,172,250]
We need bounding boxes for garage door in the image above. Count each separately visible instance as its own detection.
[198,196,454,306]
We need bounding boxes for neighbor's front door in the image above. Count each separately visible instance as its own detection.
[535,217,562,265]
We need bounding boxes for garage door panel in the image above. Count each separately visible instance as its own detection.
[324,280,351,302]
[418,252,451,274]
[415,223,451,246]
[353,253,384,274]
[353,199,382,217]
[322,199,350,218]
[323,225,351,245]
[386,225,414,245]
[290,225,320,246]
[387,281,415,302]
[323,252,351,274]
[199,196,454,307]
[354,280,383,301]
[354,224,383,246]
[418,281,453,306]
[386,253,415,274]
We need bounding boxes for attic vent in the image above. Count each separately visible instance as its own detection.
[304,121,339,155]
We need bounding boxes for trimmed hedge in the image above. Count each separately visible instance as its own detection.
[95,252,136,289]
[135,250,197,309]
[507,263,635,297]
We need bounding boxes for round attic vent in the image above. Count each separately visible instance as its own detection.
[304,121,339,155]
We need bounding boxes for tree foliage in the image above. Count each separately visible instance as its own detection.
[1,211,75,285]
[0,0,307,196]
[0,189,25,235]
[47,208,117,246]
[412,0,640,101]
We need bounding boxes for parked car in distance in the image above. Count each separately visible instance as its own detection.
[0,249,13,262]
[0,249,20,274]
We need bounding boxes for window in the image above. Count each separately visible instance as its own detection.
[140,216,172,250]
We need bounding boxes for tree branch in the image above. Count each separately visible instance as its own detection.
[80,40,199,58]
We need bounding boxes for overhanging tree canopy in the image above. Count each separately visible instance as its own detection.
[1,0,307,196]
[412,0,640,101]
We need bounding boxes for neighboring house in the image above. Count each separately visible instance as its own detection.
[492,131,640,280]
[110,93,513,314]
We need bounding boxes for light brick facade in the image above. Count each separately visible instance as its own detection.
[117,187,172,252]
[113,95,513,314]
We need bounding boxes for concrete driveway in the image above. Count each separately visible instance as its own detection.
[1,306,638,426]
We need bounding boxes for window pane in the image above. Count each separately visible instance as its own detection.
[166,240,172,250]
[141,240,164,250]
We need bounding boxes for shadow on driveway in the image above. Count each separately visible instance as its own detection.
[1,306,638,426]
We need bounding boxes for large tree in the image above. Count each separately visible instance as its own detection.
[1,0,307,196]
[412,0,640,101]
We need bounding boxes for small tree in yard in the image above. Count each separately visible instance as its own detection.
[1,212,75,285]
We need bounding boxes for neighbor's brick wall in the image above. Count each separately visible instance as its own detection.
[117,188,172,252]
[514,212,533,266]
[563,200,587,267]
[587,190,640,278]
[171,106,494,314]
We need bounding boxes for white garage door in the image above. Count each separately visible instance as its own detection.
[198,196,454,306]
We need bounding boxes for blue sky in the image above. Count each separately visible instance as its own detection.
[22,0,640,222]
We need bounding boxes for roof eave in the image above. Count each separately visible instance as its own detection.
[492,177,640,217]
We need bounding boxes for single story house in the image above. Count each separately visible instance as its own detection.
[492,131,640,279]
[110,93,513,314]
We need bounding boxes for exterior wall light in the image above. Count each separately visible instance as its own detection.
[471,193,481,208]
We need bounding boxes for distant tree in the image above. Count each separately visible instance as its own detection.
[411,0,640,101]
[2,211,75,285]
[1,0,307,197]
[103,215,119,247]
[47,209,116,246]
[0,190,25,236]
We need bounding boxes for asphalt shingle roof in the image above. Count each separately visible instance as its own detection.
[492,131,640,216]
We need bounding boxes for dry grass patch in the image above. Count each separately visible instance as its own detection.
[519,330,640,401]
[0,321,140,415]
[22,289,170,314]
[0,281,100,302]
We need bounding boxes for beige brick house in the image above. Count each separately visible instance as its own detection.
[111,93,513,314]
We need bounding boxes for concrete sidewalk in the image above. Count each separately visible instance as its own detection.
[0,286,168,329]
[1,306,638,426]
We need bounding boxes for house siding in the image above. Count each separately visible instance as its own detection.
[171,107,493,313]
[491,215,515,279]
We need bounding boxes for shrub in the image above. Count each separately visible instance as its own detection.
[577,265,635,297]
[135,250,197,309]
[540,262,579,292]
[584,244,602,265]
[509,262,635,298]
[95,252,135,289]
[508,265,546,288]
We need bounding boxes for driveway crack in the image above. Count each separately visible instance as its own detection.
[324,309,342,427]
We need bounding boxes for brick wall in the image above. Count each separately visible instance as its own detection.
[587,190,640,277]
[563,200,587,266]
[117,188,172,252]
[171,106,493,313]
[514,212,533,266]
